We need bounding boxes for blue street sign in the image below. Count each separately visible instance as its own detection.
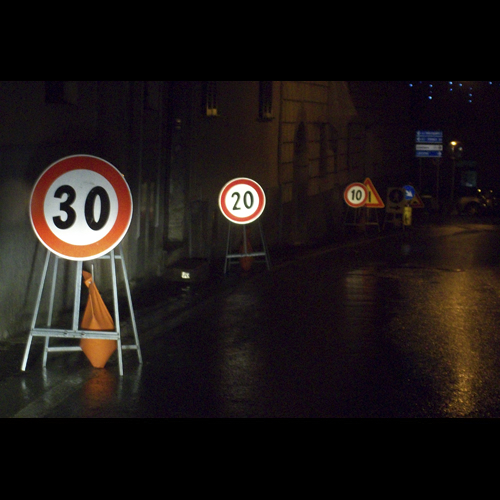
[416,150,442,158]
[403,185,416,200]
[416,130,443,143]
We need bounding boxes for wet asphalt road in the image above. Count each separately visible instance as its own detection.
[6,217,500,418]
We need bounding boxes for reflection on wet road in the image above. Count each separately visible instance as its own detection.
[381,264,500,417]
[9,221,500,418]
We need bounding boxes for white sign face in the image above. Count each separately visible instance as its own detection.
[344,182,368,208]
[219,178,266,224]
[415,144,443,151]
[30,155,133,260]
[43,169,119,246]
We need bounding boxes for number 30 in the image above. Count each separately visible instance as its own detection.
[53,185,110,231]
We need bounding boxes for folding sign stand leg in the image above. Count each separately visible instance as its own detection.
[224,220,271,275]
[343,207,362,229]
[21,244,141,376]
[365,208,381,232]
[343,207,380,232]
[382,211,404,230]
[115,244,142,365]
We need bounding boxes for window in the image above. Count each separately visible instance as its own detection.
[45,81,78,104]
[202,81,218,117]
[347,122,365,173]
[319,123,339,176]
[328,124,339,173]
[259,81,273,120]
[319,123,328,177]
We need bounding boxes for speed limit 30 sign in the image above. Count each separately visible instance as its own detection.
[219,177,266,224]
[30,155,133,260]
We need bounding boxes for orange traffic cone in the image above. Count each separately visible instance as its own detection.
[79,270,117,368]
[239,227,253,272]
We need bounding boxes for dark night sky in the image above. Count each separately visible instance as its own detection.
[405,81,500,188]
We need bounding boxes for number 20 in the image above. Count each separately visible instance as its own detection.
[231,190,254,210]
[53,185,110,231]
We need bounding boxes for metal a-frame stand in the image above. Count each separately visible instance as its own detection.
[224,220,271,274]
[343,207,381,232]
[21,244,142,376]
[382,209,405,230]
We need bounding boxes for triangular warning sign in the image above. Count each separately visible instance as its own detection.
[363,178,385,208]
[409,190,424,208]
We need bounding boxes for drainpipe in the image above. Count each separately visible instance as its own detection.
[154,82,163,229]
[277,81,284,245]
[135,81,144,240]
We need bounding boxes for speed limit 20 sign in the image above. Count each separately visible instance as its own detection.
[30,155,133,261]
[219,178,266,224]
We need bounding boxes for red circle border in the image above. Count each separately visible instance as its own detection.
[218,178,266,224]
[30,155,133,260]
[343,182,368,208]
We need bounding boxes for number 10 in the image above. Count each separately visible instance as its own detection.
[351,189,363,201]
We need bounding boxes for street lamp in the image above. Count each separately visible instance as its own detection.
[449,140,463,211]
[449,140,463,160]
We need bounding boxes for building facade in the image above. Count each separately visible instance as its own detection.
[0,81,412,341]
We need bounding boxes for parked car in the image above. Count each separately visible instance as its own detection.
[481,189,500,213]
[455,187,498,215]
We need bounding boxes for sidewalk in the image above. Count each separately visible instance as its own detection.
[0,218,429,382]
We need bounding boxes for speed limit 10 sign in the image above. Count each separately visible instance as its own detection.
[218,177,266,224]
[30,155,133,261]
[344,182,368,208]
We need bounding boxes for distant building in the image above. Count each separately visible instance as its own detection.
[0,81,412,341]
